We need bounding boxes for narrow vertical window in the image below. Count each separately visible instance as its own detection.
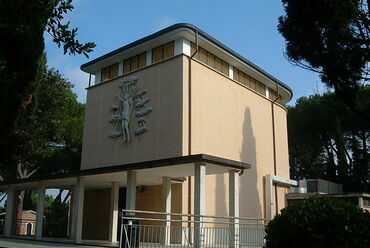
[101,63,118,82]
[163,41,174,59]
[138,53,146,68]
[131,56,138,71]
[152,46,163,63]
[123,59,131,74]
[123,52,147,74]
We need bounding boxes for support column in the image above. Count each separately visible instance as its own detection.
[4,187,15,236]
[108,182,119,242]
[194,163,206,248]
[358,196,364,209]
[229,170,240,248]
[35,182,46,239]
[162,177,172,245]
[71,177,85,243]
[126,171,137,210]
[265,174,274,219]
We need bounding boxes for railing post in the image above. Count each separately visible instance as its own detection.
[194,163,206,248]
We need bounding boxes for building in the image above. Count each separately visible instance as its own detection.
[287,179,370,211]
[0,23,295,246]
[0,210,36,236]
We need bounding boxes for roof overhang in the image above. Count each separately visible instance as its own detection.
[0,154,250,190]
[80,23,293,103]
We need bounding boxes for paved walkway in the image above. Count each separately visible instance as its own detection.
[0,237,118,248]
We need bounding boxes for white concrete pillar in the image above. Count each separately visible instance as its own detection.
[265,86,270,99]
[146,50,152,66]
[35,182,46,239]
[118,61,124,76]
[162,177,172,245]
[108,182,119,242]
[358,196,364,209]
[95,71,101,85]
[126,171,137,210]
[229,65,234,79]
[71,177,85,243]
[229,170,240,248]
[194,163,206,248]
[265,174,274,219]
[4,187,15,236]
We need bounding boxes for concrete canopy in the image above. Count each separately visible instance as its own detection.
[0,154,250,190]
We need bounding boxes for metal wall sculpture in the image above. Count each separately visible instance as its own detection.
[108,76,152,142]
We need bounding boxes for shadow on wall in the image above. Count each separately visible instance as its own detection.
[239,108,262,218]
[215,172,227,217]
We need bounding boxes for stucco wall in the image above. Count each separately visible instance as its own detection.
[183,58,290,218]
[81,55,291,220]
[81,56,185,170]
[82,189,110,240]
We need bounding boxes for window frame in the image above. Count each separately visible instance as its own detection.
[101,63,119,82]
[152,41,175,63]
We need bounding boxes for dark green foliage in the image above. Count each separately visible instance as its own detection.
[43,191,70,238]
[0,60,84,181]
[19,190,70,238]
[278,0,369,114]
[22,191,37,211]
[265,197,370,248]
[288,87,369,192]
[0,0,95,172]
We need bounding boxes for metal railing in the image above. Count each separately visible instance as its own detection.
[120,209,268,248]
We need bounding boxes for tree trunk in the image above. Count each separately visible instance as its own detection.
[15,190,25,235]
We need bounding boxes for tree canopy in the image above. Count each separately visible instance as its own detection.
[0,56,84,181]
[0,0,94,169]
[265,197,370,248]
[278,0,369,113]
[288,86,370,192]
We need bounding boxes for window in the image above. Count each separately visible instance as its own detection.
[101,63,119,82]
[191,43,229,76]
[123,52,146,74]
[152,41,174,63]
[233,67,266,96]
[269,88,282,103]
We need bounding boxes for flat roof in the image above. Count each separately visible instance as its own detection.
[81,23,293,99]
[0,154,250,187]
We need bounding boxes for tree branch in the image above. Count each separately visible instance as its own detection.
[0,193,7,204]
[17,163,23,179]
[26,165,43,178]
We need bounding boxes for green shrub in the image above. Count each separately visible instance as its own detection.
[265,197,370,248]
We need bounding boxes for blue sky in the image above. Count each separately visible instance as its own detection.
[45,0,326,105]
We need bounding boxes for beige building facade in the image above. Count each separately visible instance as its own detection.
[80,24,294,223]
[0,24,296,246]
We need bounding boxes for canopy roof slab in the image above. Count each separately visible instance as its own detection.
[0,154,250,190]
